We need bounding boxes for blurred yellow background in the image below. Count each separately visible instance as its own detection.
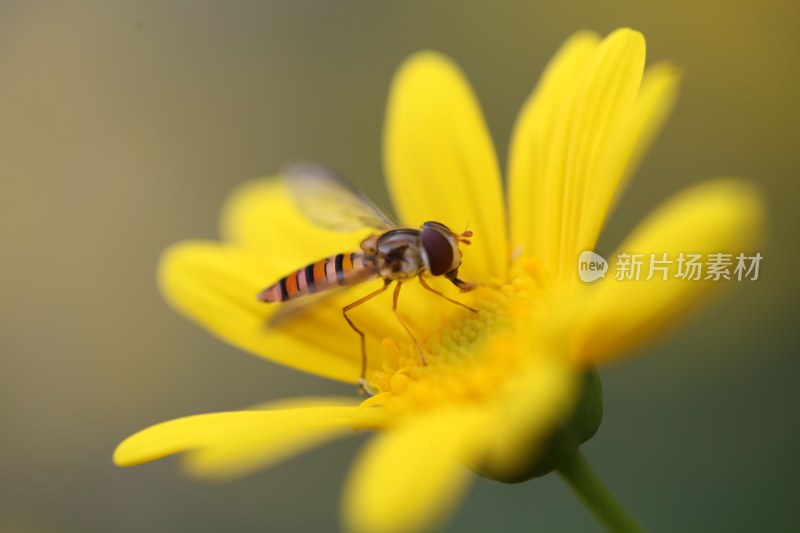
[1,1,797,531]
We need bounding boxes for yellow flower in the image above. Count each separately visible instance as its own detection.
[114,28,763,533]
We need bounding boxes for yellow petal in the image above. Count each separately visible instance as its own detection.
[508,31,600,260]
[509,29,647,282]
[158,240,410,383]
[569,179,765,364]
[384,51,507,282]
[114,400,386,482]
[554,29,646,282]
[576,61,682,262]
[342,409,492,533]
[219,176,372,260]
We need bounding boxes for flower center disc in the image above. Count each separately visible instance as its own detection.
[368,261,551,412]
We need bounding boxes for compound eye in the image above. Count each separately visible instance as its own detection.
[421,224,455,276]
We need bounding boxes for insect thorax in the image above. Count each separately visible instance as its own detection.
[367,229,425,281]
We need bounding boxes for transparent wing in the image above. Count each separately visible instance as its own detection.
[285,162,397,232]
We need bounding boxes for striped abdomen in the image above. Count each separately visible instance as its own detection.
[258,252,375,303]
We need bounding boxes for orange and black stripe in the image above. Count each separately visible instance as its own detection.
[258,252,372,303]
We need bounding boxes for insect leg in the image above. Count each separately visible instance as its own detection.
[392,282,426,366]
[444,269,478,292]
[418,274,478,313]
[343,279,391,395]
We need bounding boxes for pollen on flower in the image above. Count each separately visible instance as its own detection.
[368,274,549,412]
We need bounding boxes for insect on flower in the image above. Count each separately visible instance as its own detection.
[257,163,477,393]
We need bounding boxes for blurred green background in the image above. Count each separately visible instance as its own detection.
[1,1,798,531]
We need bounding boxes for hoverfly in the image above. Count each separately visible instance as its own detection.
[257,163,478,393]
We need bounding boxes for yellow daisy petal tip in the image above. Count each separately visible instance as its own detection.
[218,175,282,244]
[389,50,467,104]
[639,60,684,116]
[607,27,645,49]
[112,442,133,467]
[155,240,235,316]
[112,423,183,468]
[395,49,457,77]
[711,178,766,240]
[113,441,153,468]
[156,240,194,295]
[654,177,766,244]
[565,29,602,43]
[649,61,684,82]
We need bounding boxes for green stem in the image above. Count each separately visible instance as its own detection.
[557,451,645,533]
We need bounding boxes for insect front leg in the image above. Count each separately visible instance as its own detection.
[445,269,477,292]
[343,279,391,395]
[418,274,478,314]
